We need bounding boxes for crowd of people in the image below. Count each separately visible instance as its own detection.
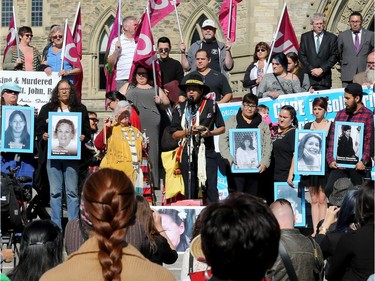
[0,10,374,281]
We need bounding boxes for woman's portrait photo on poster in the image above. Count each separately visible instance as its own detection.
[155,207,204,253]
[1,106,34,153]
[294,130,326,175]
[229,128,262,173]
[47,112,82,160]
[333,121,364,168]
[274,182,306,227]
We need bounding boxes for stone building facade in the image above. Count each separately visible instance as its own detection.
[1,0,373,114]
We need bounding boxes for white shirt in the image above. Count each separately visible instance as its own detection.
[109,34,137,80]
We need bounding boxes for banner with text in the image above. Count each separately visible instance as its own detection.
[0,71,60,111]
[216,87,375,198]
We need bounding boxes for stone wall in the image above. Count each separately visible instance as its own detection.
[1,0,373,114]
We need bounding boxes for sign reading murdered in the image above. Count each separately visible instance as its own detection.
[0,71,60,111]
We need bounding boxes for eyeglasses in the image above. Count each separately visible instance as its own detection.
[256,49,267,52]
[136,72,148,77]
[24,34,33,38]
[367,61,375,65]
[243,103,257,109]
[58,88,71,92]
[4,90,19,95]
[89,118,99,123]
[158,48,170,53]
[52,35,63,39]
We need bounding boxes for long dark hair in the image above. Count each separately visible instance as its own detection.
[135,195,159,253]
[4,110,30,148]
[335,189,358,232]
[83,168,136,281]
[239,134,255,150]
[7,220,63,281]
[50,79,80,109]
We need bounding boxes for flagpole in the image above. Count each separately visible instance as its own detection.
[61,19,68,71]
[13,6,20,58]
[146,4,158,97]
[265,3,287,70]
[172,0,183,42]
[118,0,122,40]
[227,0,233,39]
[72,2,80,33]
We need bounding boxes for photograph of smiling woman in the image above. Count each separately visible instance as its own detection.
[297,133,323,172]
[51,118,77,156]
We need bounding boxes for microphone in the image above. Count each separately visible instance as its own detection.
[187,96,194,106]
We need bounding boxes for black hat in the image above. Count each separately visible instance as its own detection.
[344,83,366,98]
[178,74,210,95]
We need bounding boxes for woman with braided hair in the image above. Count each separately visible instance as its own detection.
[40,168,175,281]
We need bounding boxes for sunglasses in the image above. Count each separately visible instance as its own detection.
[136,72,148,77]
[24,34,33,38]
[256,49,267,52]
[4,90,19,95]
[159,48,169,53]
[52,35,63,39]
[89,118,99,123]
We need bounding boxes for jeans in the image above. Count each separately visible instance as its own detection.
[47,159,79,229]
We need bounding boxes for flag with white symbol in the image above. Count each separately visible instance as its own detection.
[3,9,18,63]
[72,3,82,59]
[148,0,180,27]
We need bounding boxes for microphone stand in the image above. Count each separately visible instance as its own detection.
[185,101,194,199]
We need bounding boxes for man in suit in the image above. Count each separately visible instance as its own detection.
[299,13,338,90]
[338,11,374,87]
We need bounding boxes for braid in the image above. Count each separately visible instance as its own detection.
[83,168,136,281]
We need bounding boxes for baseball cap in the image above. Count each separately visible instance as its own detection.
[202,19,216,29]
[344,83,366,97]
[1,82,22,94]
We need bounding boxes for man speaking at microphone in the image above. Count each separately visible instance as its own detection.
[170,74,225,204]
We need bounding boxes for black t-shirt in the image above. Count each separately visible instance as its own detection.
[179,70,232,101]
[201,41,220,72]
[158,57,184,85]
[272,128,296,182]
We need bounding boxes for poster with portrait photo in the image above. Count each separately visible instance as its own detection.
[229,128,262,173]
[274,182,306,227]
[153,206,205,253]
[333,121,364,168]
[1,106,34,153]
[294,129,326,176]
[47,112,82,160]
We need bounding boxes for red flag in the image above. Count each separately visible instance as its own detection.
[148,0,180,27]
[72,4,82,59]
[64,25,83,100]
[272,6,299,54]
[3,14,17,63]
[219,0,242,42]
[104,5,121,93]
[129,13,162,87]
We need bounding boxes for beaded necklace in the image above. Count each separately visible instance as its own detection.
[121,126,139,169]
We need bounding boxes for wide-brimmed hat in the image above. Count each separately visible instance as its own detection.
[329,178,356,207]
[1,82,22,94]
[178,74,210,95]
[190,234,207,263]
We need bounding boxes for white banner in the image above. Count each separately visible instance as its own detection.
[0,71,60,111]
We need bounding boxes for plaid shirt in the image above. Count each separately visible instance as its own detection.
[327,105,374,165]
